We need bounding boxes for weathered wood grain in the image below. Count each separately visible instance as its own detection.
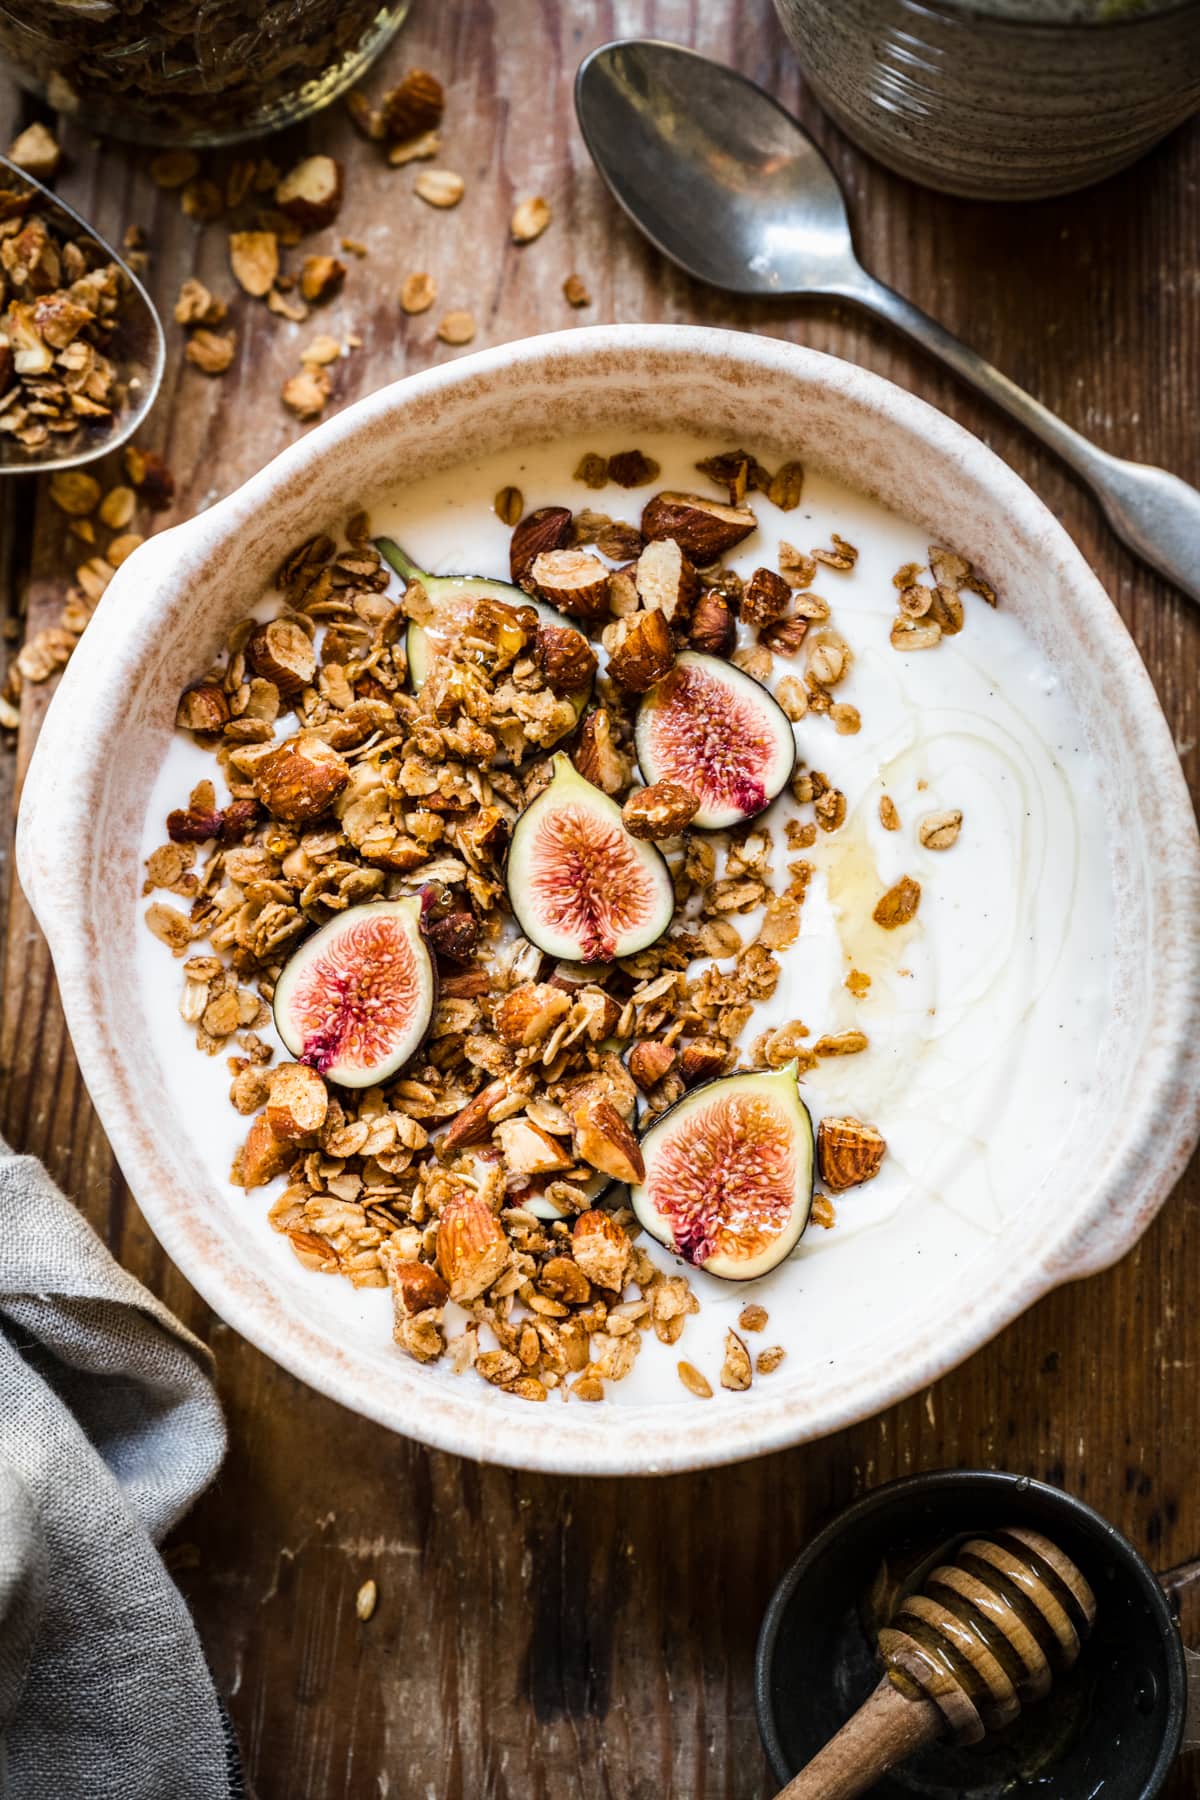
[2,0,1199,1794]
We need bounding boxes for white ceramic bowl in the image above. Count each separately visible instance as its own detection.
[17,326,1200,1474]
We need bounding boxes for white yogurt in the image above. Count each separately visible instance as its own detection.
[137,433,1114,1408]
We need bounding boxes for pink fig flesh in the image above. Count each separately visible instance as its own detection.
[273,898,435,1087]
[635,651,795,829]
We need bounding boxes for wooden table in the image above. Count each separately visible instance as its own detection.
[2,4,1198,1794]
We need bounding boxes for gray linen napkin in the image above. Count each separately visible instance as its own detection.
[0,1147,239,1799]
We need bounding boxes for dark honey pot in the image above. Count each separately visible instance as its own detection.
[756,1471,1195,1799]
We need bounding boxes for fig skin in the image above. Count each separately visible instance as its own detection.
[630,1064,814,1281]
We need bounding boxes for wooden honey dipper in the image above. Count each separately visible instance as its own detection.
[776,1527,1097,1800]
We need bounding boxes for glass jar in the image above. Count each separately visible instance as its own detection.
[0,0,411,148]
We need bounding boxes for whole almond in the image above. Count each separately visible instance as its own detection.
[436,1190,509,1302]
[641,490,757,562]
[817,1116,887,1192]
[253,733,348,823]
[510,506,573,587]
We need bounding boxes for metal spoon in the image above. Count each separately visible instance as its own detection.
[0,155,164,475]
[575,40,1200,605]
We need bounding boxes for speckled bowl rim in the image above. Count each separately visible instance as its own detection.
[16,325,1200,1475]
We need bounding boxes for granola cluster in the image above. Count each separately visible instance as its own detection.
[0,179,131,456]
[144,450,995,1403]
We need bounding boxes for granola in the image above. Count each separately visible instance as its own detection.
[143,444,1002,1405]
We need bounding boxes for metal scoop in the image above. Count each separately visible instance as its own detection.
[0,155,164,475]
[575,39,1200,605]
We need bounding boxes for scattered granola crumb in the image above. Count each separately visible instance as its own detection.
[150,150,199,190]
[389,130,440,166]
[300,255,347,304]
[174,278,227,327]
[918,809,962,850]
[511,195,551,243]
[7,122,61,181]
[228,230,279,298]
[563,272,591,307]
[873,876,921,929]
[99,486,136,530]
[49,472,100,517]
[813,1031,868,1057]
[281,366,332,419]
[355,1578,377,1621]
[879,794,900,831]
[812,533,858,571]
[811,1193,837,1229]
[414,168,464,209]
[341,237,368,258]
[677,1360,713,1399]
[436,309,476,345]
[739,1303,768,1333]
[720,1329,753,1392]
[845,969,871,998]
[400,271,436,314]
[494,486,523,526]
[301,334,341,367]
[757,1346,787,1374]
[185,329,236,375]
[830,703,861,735]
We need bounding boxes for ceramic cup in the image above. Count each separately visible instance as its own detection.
[771,0,1200,199]
[756,1470,1188,1798]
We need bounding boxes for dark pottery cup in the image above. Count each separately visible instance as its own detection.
[772,0,1200,199]
[756,1469,1187,1798]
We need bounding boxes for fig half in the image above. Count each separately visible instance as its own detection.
[630,1065,814,1279]
[376,538,592,726]
[273,897,436,1088]
[635,650,796,829]
[506,752,674,963]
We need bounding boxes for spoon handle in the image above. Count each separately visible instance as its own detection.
[847,269,1200,605]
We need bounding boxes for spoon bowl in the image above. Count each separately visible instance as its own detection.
[0,156,165,476]
[576,38,859,298]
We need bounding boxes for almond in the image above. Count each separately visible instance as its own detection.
[634,537,698,624]
[424,911,479,960]
[176,681,230,733]
[253,733,349,823]
[741,567,792,627]
[440,1078,508,1153]
[275,155,344,230]
[238,1113,294,1189]
[628,1039,677,1092]
[246,617,317,697]
[436,1190,509,1302]
[387,1258,449,1316]
[688,591,736,657]
[571,1210,631,1291]
[606,608,675,692]
[535,624,597,696]
[494,982,571,1046]
[817,1115,887,1192]
[760,615,809,657]
[622,781,699,841]
[495,1116,574,1175]
[382,69,445,141]
[641,490,757,562]
[299,254,346,303]
[266,1062,328,1140]
[573,707,631,795]
[571,1097,645,1185]
[678,1038,731,1085]
[510,505,573,588]
[228,230,279,298]
[530,548,611,622]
